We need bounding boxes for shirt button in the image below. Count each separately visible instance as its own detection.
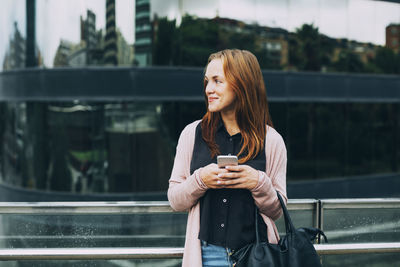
[221,223,225,228]
[222,199,227,203]
[229,138,232,142]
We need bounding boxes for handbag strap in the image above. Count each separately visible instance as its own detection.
[276,191,295,234]
[254,191,295,244]
[254,205,260,244]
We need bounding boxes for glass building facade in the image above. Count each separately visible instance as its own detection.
[1,1,400,267]
[0,0,399,201]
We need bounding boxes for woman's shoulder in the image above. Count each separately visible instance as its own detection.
[265,126,285,148]
[179,120,202,138]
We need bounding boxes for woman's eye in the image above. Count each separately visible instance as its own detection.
[215,79,221,84]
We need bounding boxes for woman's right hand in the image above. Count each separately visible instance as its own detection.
[199,163,228,189]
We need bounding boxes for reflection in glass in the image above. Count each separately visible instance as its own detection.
[1,101,399,197]
[322,253,400,267]
[0,213,186,249]
[0,259,183,267]
[0,0,399,198]
[135,0,152,66]
[0,101,179,196]
[1,0,26,71]
[2,0,396,73]
[3,22,26,70]
[149,0,400,73]
[36,0,135,68]
[323,208,400,243]
[275,209,316,235]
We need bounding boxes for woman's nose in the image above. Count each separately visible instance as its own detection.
[205,82,215,94]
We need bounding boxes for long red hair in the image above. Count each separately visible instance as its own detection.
[201,49,273,163]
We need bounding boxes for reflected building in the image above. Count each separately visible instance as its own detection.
[2,21,42,70]
[81,10,96,50]
[53,40,73,67]
[386,24,400,52]
[347,41,378,64]
[53,40,90,67]
[117,29,134,66]
[104,0,118,65]
[46,103,107,194]
[255,26,289,68]
[212,17,289,69]
[135,0,152,66]
[105,103,172,193]
[81,9,104,65]
[0,0,400,201]
[3,22,26,70]
[331,38,380,65]
[53,10,104,67]
[67,41,88,67]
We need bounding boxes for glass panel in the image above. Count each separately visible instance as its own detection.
[0,0,26,71]
[0,101,399,198]
[0,101,182,197]
[321,253,400,267]
[0,259,182,267]
[1,254,399,267]
[3,0,398,73]
[322,208,400,243]
[275,209,317,235]
[280,102,400,182]
[36,0,135,68]
[0,213,187,248]
[0,100,206,198]
[346,103,396,176]
[0,208,316,249]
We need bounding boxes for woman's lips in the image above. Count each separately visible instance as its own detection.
[208,97,218,102]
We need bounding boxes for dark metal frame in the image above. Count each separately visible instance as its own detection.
[1,67,399,102]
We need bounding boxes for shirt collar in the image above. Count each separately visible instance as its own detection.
[217,119,225,132]
[217,119,241,138]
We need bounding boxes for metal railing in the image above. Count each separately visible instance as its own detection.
[0,243,399,260]
[0,201,176,214]
[0,199,318,215]
[0,199,399,260]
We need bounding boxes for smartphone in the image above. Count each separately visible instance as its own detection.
[217,155,238,168]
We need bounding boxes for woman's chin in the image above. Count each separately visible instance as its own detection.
[208,106,219,112]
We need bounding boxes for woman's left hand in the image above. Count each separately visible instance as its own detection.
[217,165,259,190]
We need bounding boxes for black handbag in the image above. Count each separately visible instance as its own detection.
[231,191,327,267]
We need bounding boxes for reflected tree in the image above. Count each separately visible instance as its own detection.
[333,50,365,73]
[178,15,220,66]
[153,17,178,65]
[153,15,219,66]
[289,24,333,71]
[373,47,400,74]
[152,16,399,76]
[153,15,271,68]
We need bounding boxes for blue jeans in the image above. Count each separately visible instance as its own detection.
[201,240,234,267]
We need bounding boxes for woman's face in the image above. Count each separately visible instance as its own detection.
[204,58,236,114]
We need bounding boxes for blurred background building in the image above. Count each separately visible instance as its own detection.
[134,0,152,66]
[0,0,399,201]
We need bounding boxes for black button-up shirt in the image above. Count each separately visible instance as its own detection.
[190,121,268,250]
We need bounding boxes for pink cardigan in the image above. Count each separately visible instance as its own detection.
[168,120,287,267]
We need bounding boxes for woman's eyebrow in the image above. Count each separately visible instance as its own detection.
[204,75,221,80]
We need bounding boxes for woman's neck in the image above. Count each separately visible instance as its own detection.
[221,111,240,136]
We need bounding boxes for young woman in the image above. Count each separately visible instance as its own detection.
[168,49,287,267]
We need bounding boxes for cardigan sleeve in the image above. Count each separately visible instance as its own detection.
[251,127,287,221]
[167,121,208,212]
